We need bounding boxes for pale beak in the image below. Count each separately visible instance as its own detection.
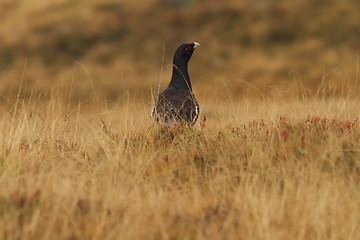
[193,42,200,49]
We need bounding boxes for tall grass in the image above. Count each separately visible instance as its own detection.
[0,75,359,240]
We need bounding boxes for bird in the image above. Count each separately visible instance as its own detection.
[152,42,200,126]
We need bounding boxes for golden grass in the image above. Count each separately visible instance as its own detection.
[1,0,360,99]
[0,1,359,239]
[0,81,359,240]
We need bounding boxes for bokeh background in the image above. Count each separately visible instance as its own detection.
[0,0,359,102]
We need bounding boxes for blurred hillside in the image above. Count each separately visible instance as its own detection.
[0,0,359,102]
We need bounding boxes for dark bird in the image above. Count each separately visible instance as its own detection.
[152,42,200,126]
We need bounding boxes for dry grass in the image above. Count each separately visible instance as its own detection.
[0,1,360,239]
[1,0,360,99]
[0,79,359,240]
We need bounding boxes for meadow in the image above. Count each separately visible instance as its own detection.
[0,78,359,240]
[0,0,360,239]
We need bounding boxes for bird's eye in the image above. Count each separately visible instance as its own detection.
[184,46,192,51]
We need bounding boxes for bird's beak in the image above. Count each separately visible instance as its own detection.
[193,42,200,49]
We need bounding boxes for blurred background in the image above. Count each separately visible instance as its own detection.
[0,0,359,103]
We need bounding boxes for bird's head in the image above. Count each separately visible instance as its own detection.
[173,42,200,64]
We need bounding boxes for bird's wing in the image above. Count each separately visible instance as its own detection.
[192,103,199,125]
[151,103,158,122]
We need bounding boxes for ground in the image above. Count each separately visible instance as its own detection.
[0,83,359,239]
[0,1,359,239]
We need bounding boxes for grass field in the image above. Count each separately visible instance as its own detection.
[0,77,359,240]
[0,0,360,239]
[1,0,360,99]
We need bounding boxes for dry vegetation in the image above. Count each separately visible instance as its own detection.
[0,0,360,239]
[0,79,360,240]
[0,0,360,100]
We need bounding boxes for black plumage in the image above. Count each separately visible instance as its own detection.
[152,42,200,126]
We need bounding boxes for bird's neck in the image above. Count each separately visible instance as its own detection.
[168,61,192,91]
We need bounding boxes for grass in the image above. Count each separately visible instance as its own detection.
[0,1,359,239]
[1,0,360,99]
[0,79,359,240]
